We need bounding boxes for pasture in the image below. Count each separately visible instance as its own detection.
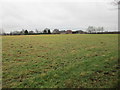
[2,34,119,88]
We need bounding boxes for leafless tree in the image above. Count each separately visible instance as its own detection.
[87,26,96,33]
[35,29,39,33]
[52,29,60,34]
[113,0,120,5]
[111,0,120,9]
[97,27,104,33]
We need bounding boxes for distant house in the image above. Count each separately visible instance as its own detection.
[72,30,86,34]
[59,30,66,34]
[77,30,84,34]
[72,31,77,34]
[29,30,34,34]
[66,30,72,34]
[52,29,60,34]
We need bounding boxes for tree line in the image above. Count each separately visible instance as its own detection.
[1,26,119,35]
[3,28,51,35]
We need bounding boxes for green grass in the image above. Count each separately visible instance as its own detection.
[2,34,119,88]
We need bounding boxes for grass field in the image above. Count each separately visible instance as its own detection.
[2,34,119,88]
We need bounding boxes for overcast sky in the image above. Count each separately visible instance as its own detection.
[0,0,118,33]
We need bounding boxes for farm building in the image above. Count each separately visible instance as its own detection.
[72,30,86,34]
[59,30,66,34]
[66,30,72,34]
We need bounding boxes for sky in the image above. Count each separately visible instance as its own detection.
[0,0,118,33]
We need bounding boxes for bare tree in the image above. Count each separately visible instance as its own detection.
[97,27,104,33]
[101,27,104,32]
[87,26,95,33]
[113,0,120,5]
[87,26,104,33]
[52,29,60,34]
[111,0,120,9]
[35,29,39,33]
[20,29,25,35]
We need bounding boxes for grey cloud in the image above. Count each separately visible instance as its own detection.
[1,0,118,32]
